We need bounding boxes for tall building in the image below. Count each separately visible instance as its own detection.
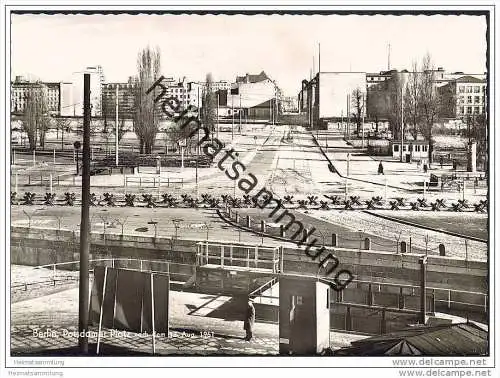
[366,68,488,123]
[102,76,204,121]
[70,65,105,117]
[438,76,487,119]
[299,72,367,129]
[11,76,65,115]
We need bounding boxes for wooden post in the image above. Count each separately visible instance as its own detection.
[49,174,53,194]
[151,273,156,355]
[331,233,338,247]
[79,73,91,354]
[419,256,427,325]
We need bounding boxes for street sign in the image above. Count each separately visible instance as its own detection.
[178,139,187,147]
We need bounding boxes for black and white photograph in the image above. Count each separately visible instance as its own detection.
[1,1,498,377]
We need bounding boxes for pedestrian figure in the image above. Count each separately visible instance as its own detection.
[423,163,428,174]
[440,156,444,169]
[378,161,384,175]
[243,297,255,341]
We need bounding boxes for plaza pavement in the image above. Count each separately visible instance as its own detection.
[10,282,366,356]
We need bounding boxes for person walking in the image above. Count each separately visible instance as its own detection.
[378,161,384,175]
[244,297,256,341]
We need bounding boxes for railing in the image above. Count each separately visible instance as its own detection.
[13,257,195,291]
[124,175,183,188]
[196,241,281,273]
[327,277,488,314]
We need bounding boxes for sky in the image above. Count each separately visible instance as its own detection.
[10,13,487,96]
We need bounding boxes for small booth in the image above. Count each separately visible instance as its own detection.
[391,140,430,163]
[279,277,331,355]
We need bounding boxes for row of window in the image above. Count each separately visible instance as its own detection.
[393,144,428,153]
[458,106,484,115]
[459,95,484,104]
[458,85,484,93]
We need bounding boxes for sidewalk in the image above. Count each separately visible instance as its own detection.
[318,134,487,201]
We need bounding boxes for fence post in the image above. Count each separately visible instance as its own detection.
[331,233,338,247]
[235,212,240,224]
[246,215,251,228]
[368,283,373,306]
[398,287,405,309]
[345,305,352,331]
[260,220,266,233]
[431,289,436,313]
[400,241,407,254]
[380,309,386,334]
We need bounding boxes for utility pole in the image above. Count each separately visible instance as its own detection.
[318,42,321,73]
[196,87,199,190]
[78,73,91,354]
[231,94,234,141]
[115,85,119,166]
[419,256,428,325]
[388,43,391,71]
[347,94,350,138]
[362,93,365,148]
[216,91,219,140]
[239,92,242,133]
[400,85,404,162]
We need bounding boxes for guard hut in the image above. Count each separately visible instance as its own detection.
[391,140,430,163]
[279,276,331,355]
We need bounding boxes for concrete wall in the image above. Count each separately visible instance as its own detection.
[11,226,487,295]
[282,245,487,293]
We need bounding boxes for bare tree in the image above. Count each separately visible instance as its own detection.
[132,46,162,154]
[418,53,441,165]
[404,61,421,140]
[22,84,49,151]
[202,73,216,134]
[54,117,71,150]
[351,87,365,135]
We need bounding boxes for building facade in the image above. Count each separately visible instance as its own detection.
[229,71,281,121]
[438,76,487,119]
[11,76,67,116]
[299,72,367,129]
